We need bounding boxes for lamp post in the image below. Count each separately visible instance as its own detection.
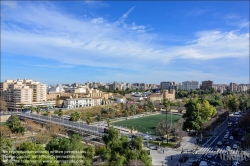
[147,131,149,147]
[200,133,203,145]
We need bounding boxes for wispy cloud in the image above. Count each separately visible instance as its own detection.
[28,64,74,68]
[1,2,249,76]
[114,6,136,26]
[187,9,210,16]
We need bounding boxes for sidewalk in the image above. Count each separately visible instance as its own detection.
[148,137,197,166]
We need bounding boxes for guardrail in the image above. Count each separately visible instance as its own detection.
[17,113,104,138]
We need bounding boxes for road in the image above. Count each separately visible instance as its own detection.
[183,111,250,166]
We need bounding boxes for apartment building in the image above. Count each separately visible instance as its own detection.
[212,84,228,93]
[160,81,178,91]
[182,81,200,90]
[1,79,49,110]
[229,82,236,92]
[201,80,213,91]
[63,98,94,109]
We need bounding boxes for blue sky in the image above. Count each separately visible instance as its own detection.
[1,1,249,85]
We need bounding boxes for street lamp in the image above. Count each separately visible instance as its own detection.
[200,133,203,145]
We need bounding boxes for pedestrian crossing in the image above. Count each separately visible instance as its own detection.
[196,147,241,157]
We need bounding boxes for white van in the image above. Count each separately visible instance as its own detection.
[199,161,208,166]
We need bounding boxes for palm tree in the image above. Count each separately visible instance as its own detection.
[86,115,92,125]
[29,106,35,113]
[20,103,25,112]
[107,119,111,128]
[58,109,63,124]
[129,126,134,137]
[36,107,41,118]
[163,98,171,144]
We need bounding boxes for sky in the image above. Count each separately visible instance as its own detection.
[1,1,249,85]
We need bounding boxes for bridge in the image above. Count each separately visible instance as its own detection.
[2,112,130,143]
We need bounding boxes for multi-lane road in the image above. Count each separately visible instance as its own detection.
[184,112,250,166]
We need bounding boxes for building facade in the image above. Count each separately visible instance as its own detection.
[160,81,178,91]
[182,81,200,90]
[1,79,49,110]
[201,80,213,91]
[63,98,94,109]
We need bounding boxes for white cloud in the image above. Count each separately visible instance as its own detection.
[1,2,249,72]
[91,17,104,24]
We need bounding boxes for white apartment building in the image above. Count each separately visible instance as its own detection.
[1,79,49,110]
[63,98,94,109]
[182,81,200,90]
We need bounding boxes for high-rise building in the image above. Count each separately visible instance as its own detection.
[201,80,213,91]
[182,81,200,90]
[229,82,236,92]
[160,81,178,91]
[1,79,49,110]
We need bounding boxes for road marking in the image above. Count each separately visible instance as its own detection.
[208,136,219,147]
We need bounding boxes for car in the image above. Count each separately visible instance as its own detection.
[217,141,223,146]
[225,131,230,135]
[199,161,208,166]
[150,146,157,150]
[155,137,162,141]
[232,144,238,149]
[144,135,152,140]
[224,135,229,139]
[192,160,199,166]
[23,110,31,113]
[213,146,218,151]
[234,112,240,115]
[226,146,231,151]
[211,162,217,166]
[224,141,230,146]
[206,153,213,159]
[241,137,245,142]
[229,136,234,140]
[232,161,240,166]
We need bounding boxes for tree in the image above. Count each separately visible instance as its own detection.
[182,99,202,133]
[163,98,171,144]
[0,134,14,165]
[69,111,80,121]
[224,94,239,112]
[129,126,134,137]
[101,127,152,166]
[7,115,25,135]
[200,100,217,120]
[0,97,7,112]
[107,119,111,128]
[155,120,172,143]
[20,103,25,112]
[16,142,59,166]
[96,113,102,122]
[58,109,63,118]
[46,134,93,166]
[29,106,35,113]
[86,115,92,125]
[36,107,41,117]
[238,94,250,111]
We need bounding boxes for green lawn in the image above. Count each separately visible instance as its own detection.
[112,113,182,135]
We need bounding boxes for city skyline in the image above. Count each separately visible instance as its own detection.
[1,1,249,85]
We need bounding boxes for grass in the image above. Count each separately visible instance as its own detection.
[148,140,175,148]
[112,113,182,135]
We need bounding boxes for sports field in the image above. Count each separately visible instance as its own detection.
[112,113,182,135]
